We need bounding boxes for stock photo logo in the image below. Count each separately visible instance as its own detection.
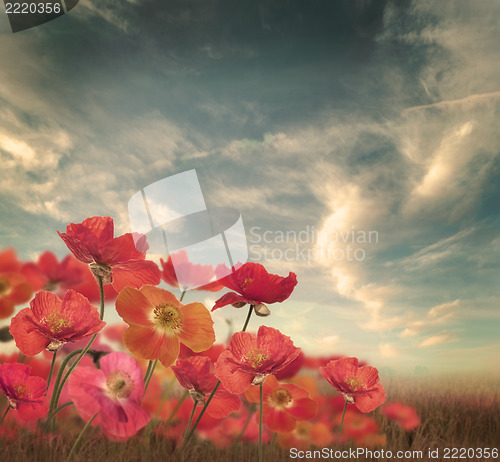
[128,170,248,290]
[4,0,79,33]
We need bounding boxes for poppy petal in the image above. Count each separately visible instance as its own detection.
[177,302,215,352]
[115,287,154,327]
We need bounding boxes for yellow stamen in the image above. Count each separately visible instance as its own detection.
[245,348,270,369]
[13,384,30,399]
[345,376,364,392]
[106,370,134,399]
[153,303,183,333]
[268,387,293,409]
[241,278,254,290]
[44,313,71,334]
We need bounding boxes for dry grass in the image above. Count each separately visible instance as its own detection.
[1,374,499,462]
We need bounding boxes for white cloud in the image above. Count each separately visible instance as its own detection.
[400,300,460,338]
[419,331,457,348]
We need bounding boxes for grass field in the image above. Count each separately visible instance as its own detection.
[2,373,499,462]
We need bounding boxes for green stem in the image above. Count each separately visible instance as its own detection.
[49,349,82,412]
[164,390,188,427]
[184,400,197,440]
[241,305,254,332]
[49,334,97,424]
[184,381,220,443]
[337,400,348,444]
[47,350,58,391]
[141,359,158,403]
[184,302,253,444]
[0,406,9,425]
[67,413,97,460]
[45,401,74,422]
[259,382,263,462]
[97,275,105,320]
[179,290,186,302]
[143,360,153,383]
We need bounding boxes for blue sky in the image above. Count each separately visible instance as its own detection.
[1,0,499,373]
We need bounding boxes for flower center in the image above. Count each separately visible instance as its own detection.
[245,348,269,369]
[43,280,58,292]
[345,376,364,392]
[44,313,71,334]
[0,278,12,297]
[153,303,183,333]
[241,278,254,290]
[13,383,30,399]
[295,422,311,439]
[106,370,134,399]
[268,387,293,409]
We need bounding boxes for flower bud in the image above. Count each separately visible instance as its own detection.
[253,303,270,317]
[251,374,267,386]
[89,262,113,284]
[189,389,206,405]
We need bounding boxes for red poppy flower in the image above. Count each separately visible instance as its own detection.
[9,290,105,356]
[68,352,150,441]
[57,216,160,292]
[20,251,118,302]
[245,374,317,433]
[160,250,224,292]
[214,326,300,395]
[115,285,215,367]
[319,357,386,413]
[0,363,48,421]
[382,402,421,430]
[0,249,33,320]
[339,410,380,444]
[172,356,240,418]
[212,262,297,314]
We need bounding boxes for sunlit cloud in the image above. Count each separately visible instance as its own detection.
[419,331,457,348]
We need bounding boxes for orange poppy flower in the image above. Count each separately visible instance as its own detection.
[115,285,215,367]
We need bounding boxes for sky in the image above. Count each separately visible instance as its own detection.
[1,0,499,374]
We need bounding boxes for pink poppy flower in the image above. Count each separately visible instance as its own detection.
[10,290,105,355]
[320,357,386,413]
[0,363,48,421]
[68,352,150,441]
[212,262,297,314]
[214,326,300,394]
[57,216,160,292]
[172,356,240,418]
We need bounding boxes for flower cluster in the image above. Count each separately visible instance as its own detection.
[0,215,406,457]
